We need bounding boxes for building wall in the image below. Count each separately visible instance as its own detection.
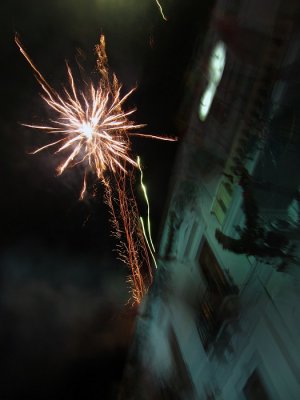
[123,1,300,399]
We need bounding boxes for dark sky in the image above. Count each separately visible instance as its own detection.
[1,1,213,398]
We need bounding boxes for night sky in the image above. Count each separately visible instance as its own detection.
[1,1,213,398]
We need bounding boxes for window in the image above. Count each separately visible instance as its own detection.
[218,198,227,214]
[243,370,270,400]
[199,42,226,121]
[211,181,233,225]
[199,240,234,293]
[197,240,238,349]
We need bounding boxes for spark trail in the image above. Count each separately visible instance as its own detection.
[16,34,176,304]
[155,0,168,21]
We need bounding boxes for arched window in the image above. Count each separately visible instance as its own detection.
[199,41,226,121]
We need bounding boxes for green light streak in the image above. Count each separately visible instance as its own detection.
[140,216,157,269]
[137,156,155,252]
[155,0,168,21]
[137,156,157,268]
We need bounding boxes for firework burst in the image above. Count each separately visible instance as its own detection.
[15,34,176,304]
[15,34,173,197]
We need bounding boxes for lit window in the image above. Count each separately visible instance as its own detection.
[199,41,226,121]
[199,83,217,121]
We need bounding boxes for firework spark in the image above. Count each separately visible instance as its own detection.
[15,34,176,304]
[104,170,153,305]
[15,34,174,196]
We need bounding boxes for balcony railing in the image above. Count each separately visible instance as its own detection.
[197,288,239,351]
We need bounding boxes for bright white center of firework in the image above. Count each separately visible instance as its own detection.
[81,122,93,139]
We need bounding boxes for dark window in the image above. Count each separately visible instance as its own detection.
[197,240,238,349]
[243,370,270,400]
[199,240,232,293]
[218,198,227,214]
[224,182,233,195]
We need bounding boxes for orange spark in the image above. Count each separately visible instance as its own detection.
[104,170,153,305]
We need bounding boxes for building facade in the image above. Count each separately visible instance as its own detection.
[122,1,300,399]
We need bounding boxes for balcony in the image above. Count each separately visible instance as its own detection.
[197,289,239,352]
